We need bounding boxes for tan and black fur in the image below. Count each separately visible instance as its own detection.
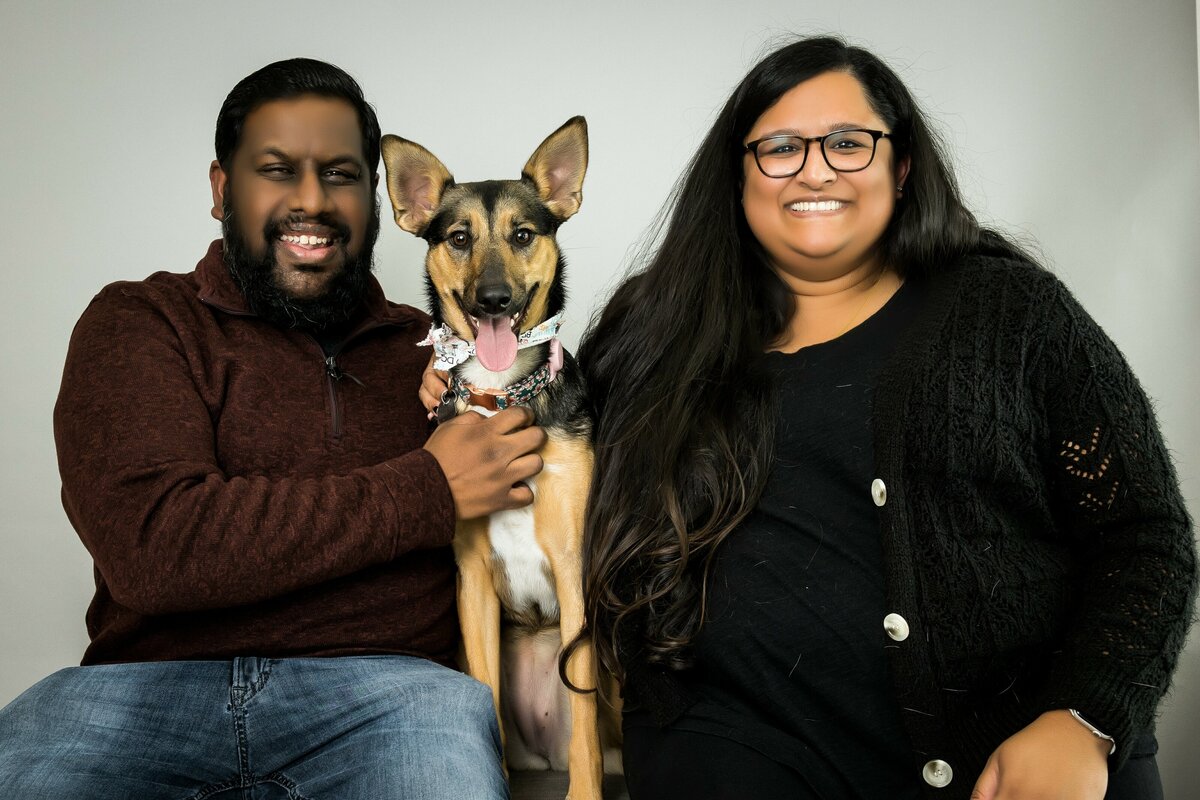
[381,118,619,799]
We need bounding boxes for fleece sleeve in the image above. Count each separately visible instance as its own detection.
[1033,277,1197,767]
[54,284,456,617]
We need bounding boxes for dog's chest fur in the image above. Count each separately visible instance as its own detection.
[487,476,559,628]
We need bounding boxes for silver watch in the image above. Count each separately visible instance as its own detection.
[1068,708,1117,756]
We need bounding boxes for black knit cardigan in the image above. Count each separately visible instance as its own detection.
[628,255,1197,799]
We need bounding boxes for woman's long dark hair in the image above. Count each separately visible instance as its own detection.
[569,36,1032,691]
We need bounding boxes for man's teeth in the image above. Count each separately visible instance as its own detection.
[789,201,846,212]
[280,234,332,246]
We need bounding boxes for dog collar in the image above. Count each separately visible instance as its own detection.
[419,313,564,371]
[449,363,556,412]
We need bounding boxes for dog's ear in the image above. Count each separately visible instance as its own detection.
[381,134,453,236]
[522,116,588,222]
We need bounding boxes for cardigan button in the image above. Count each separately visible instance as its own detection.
[922,759,953,787]
[871,478,887,506]
[884,613,910,642]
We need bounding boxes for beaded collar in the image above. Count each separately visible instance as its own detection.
[448,362,557,412]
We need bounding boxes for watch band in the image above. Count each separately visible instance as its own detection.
[1069,708,1117,756]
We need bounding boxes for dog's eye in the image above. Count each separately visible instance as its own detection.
[448,231,470,249]
[513,229,534,246]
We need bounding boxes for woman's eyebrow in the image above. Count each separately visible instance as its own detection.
[758,121,872,138]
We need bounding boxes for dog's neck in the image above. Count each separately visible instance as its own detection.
[449,355,559,413]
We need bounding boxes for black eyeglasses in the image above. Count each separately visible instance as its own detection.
[744,129,893,177]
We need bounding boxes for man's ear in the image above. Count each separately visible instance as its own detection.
[209,160,228,221]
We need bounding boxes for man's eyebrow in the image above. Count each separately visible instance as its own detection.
[322,153,366,167]
[257,147,295,161]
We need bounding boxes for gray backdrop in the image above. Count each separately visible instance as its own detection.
[2,0,1197,793]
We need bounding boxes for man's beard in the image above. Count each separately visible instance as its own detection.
[221,192,381,332]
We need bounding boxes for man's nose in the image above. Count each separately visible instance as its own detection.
[291,169,333,215]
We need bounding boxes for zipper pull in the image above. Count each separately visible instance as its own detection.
[325,355,363,385]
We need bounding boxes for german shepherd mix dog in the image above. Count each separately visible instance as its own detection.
[381,118,618,799]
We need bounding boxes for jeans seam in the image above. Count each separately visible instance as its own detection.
[233,702,252,796]
[182,772,310,800]
[262,770,311,800]
[184,776,241,800]
[252,659,274,696]
[228,658,276,799]
[233,657,274,704]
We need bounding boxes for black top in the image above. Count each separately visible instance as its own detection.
[631,283,923,798]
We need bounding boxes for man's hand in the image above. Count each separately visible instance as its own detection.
[423,406,545,520]
[971,710,1109,800]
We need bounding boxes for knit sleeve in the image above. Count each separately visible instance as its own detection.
[1032,277,1196,767]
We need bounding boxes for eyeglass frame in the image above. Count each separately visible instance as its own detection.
[743,128,894,178]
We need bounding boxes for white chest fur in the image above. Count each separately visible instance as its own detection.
[488,475,559,621]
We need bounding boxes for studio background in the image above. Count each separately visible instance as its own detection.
[2,0,1197,793]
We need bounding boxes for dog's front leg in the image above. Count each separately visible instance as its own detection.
[555,561,603,800]
[453,518,507,769]
[539,460,603,800]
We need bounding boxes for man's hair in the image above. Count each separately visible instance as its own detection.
[215,58,381,172]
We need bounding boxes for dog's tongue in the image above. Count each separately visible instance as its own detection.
[474,317,519,372]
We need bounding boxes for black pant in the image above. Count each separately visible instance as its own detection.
[1107,734,1164,800]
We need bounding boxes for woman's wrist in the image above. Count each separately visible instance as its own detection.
[1034,710,1114,760]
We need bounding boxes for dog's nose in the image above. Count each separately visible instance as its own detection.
[477,285,512,315]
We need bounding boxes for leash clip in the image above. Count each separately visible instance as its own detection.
[435,389,459,423]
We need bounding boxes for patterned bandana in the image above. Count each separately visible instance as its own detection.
[419,313,564,372]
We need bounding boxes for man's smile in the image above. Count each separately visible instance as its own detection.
[279,233,333,246]
[277,232,341,265]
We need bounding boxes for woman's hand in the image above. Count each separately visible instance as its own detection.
[971,710,1109,799]
[420,354,449,418]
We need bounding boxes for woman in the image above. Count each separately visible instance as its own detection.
[571,36,1196,800]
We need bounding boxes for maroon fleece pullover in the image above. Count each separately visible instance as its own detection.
[54,241,459,666]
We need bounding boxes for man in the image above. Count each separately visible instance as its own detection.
[0,58,542,799]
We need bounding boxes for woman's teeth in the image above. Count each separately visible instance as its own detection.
[788,201,846,212]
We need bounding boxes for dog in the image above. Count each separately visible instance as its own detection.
[381,117,619,799]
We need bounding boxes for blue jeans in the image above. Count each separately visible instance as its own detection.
[0,656,508,800]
